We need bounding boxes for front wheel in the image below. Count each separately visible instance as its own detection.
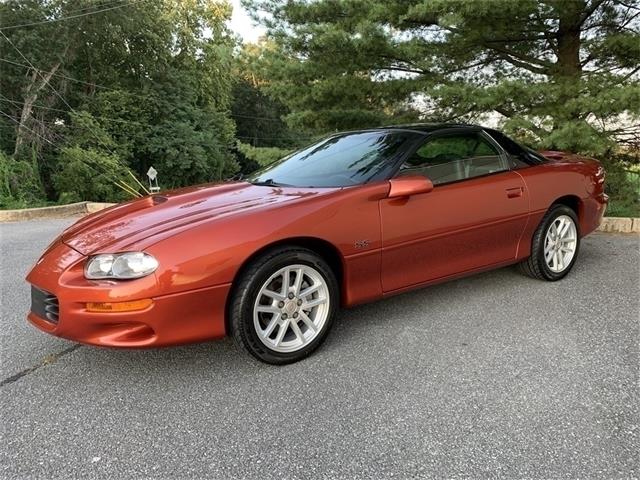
[229,247,338,364]
[519,204,581,281]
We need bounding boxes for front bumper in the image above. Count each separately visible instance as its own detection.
[26,241,230,348]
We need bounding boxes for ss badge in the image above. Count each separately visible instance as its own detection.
[354,239,370,249]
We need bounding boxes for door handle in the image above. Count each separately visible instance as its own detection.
[506,187,524,198]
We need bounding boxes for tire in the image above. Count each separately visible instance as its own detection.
[519,204,581,281]
[229,246,339,364]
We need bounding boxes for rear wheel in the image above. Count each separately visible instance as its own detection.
[519,204,580,281]
[229,247,338,364]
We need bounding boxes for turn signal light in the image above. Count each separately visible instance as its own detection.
[86,299,153,313]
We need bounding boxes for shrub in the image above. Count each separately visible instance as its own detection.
[0,150,45,208]
[53,147,137,203]
[601,155,640,217]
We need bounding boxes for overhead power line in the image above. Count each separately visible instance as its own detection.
[0,114,311,143]
[0,0,141,31]
[0,29,145,196]
[0,107,141,198]
[0,109,56,146]
[0,57,288,122]
[0,97,303,136]
[0,95,148,126]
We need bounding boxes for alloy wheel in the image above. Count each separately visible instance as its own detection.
[253,264,330,353]
[544,215,577,273]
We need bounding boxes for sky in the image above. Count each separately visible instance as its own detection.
[228,0,266,44]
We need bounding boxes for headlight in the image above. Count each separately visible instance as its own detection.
[85,252,158,280]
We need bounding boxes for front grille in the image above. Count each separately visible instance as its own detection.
[30,286,59,324]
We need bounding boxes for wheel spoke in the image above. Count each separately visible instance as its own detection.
[263,314,280,337]
[299,311,317,333]
[303,296,327,309]
[293,268,304,295]
[256,305,280,315]
[300,283,321,298]
[274,319,289,347]
[262,289,286,302]
[282,268,291,295]
[290,320,305,344]
[545,249,554,262]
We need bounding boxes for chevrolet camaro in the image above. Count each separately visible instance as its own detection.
[27,124,608,364]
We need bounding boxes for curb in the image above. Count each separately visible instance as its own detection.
[597,217,640,234]
[0,202,115,223]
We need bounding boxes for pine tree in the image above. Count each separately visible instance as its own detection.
[246,0,640,154]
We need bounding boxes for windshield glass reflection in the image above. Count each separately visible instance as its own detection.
[249,131,421,188]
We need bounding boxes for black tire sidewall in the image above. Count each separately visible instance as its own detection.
[233,248,339,364]
[535,205,581,281]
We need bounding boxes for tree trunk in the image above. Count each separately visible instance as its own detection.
[553,1,585,125]
[13,60,63,157]
[556,19,582,78]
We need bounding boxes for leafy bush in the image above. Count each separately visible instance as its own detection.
[601,155,640,217]
[53,147,136,203]
[0,150,45,208]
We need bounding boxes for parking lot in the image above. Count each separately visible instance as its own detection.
[1,217,638,479]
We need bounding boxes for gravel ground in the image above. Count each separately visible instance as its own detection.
[0,218,638,479]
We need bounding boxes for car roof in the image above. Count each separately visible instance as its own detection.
[377,122,484,133]
[323,123,488,140]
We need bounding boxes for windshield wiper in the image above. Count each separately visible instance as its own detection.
[250,178,287,187]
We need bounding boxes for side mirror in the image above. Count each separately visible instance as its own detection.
[388,176,434,198]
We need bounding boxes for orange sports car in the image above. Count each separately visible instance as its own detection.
[27,124,608,364]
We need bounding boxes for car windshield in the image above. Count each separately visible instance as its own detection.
[249,130,422,188]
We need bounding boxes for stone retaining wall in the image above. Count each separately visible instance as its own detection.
[0,202,114,222]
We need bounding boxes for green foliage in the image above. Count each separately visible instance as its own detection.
[231,78,298,148]
[0,150,45,208]
[0,0,239,205]
[1,0,638,216]
[245,0,639,154]
[236,141,291,166]
[49,111,144,201]
[601,155,640,217]
[53,146,131,203]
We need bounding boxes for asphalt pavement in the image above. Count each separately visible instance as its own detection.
[1,217,638,479]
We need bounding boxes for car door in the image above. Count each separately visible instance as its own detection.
[380,129,529,292]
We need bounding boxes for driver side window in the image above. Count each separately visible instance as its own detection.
[398,132,506,185]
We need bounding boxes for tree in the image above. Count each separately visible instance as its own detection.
[245,0,640,154]
[0,0,238,203]
[231,43,301,149]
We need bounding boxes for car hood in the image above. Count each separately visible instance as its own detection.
[62,182,337,255]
